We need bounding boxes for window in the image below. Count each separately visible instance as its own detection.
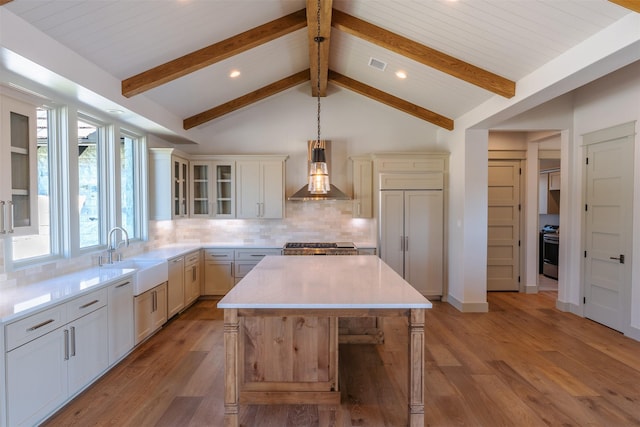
[4,99,148,269]
[77,117,102,249]
[11,108,53,261]
[119,132,143,239]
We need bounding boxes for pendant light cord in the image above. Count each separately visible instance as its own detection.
[316,0,322,146]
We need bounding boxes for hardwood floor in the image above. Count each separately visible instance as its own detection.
[43,292,640,426]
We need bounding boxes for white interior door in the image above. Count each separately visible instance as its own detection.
[487,160,521,291]
[584,130,634,332]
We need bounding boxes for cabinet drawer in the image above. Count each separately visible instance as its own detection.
[6,304,67,351]
[184,250,200,267]
[235,262,259,279]
[234,248,281,261]
[204,249,234,261]
[67,288,107,321]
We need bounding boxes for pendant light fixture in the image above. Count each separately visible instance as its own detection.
[288,0,349,201]
[308,0,330,195]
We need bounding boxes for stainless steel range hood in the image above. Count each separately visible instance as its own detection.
[288,184,350,201]
[288,140,351,201]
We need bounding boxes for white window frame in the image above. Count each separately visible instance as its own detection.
[3,100,150,270]
[115,128,148,242]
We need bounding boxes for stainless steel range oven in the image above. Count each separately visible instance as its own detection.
[542,233,559,279]
[282,242,358,256]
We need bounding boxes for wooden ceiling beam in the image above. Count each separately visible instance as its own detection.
[122,9,307,98]
[306,0,333,97]
[608,0,640,13]
[331,9,516,98]
[328,70,454,130]
[183,70,310,129]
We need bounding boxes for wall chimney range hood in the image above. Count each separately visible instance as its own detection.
[288,140,350,201]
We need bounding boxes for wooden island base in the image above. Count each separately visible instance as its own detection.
[223,308,425,427]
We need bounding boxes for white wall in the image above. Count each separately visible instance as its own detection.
[572,60,640,340]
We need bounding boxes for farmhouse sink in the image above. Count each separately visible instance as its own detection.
[102,259,168,295]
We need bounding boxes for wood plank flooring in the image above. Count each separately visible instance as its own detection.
[42,292,640,426]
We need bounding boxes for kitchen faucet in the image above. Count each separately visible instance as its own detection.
[106,227,129,264]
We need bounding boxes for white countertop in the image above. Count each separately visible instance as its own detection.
[0,266,135,323]
[218,256,432,309]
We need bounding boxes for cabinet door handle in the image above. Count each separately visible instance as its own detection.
[0,201,5,234]
[70,326,76,357]
[256,202,260,217]
[79,299,99,309]
[115,281,131,289]
[405,236,409,251]
[64,329,70,360]
[27,318,55,331]
[250,254,265,257]
[152,290,157,312]
[192,266,196,281]
[7,201,14,233]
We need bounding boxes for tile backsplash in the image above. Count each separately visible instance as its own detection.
[0,201,376,289]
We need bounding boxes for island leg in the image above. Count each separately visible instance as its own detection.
[224,309,239,427]
[408,309,425,427]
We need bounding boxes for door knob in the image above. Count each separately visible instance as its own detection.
[609,254,625,264]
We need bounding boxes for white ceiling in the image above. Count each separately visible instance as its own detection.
[2,0,633,133]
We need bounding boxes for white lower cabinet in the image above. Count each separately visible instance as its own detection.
[66,308,109,394]
[184,251,201,307]
[134,283,167,345]
[203,249,234,295]
[234,249,281,285]
[107,279,134,365]
[6,327,67,427]
[167,256,185,318]
[5,290,108,427]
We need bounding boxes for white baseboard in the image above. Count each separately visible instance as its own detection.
[525,284,538,294]
[447,294,489,313]
[556,299,583,316]
[625,325,640,341]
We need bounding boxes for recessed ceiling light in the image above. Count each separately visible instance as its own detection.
[395,70,407,79]
[229,70,241,78]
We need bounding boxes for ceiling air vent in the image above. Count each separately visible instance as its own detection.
[368,57,387,71]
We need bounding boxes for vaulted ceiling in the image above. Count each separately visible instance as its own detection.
[2,0,637,134]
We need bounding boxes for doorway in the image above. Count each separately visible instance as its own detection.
[583,123,634,332]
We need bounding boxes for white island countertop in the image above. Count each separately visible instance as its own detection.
[218,255,432,309]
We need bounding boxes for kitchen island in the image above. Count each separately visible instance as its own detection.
[217,255,432,427]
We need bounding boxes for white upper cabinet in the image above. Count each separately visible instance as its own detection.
[149,148,189,220]
[236,158,286,219]
[0,95,39,237]
[351,157,373,218]
[190,160,235,218]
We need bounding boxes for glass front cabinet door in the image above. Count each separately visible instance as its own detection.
[0,96,39,237]
[214,162,234,218]
[190,161,234,218]
[173,156,189,218]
